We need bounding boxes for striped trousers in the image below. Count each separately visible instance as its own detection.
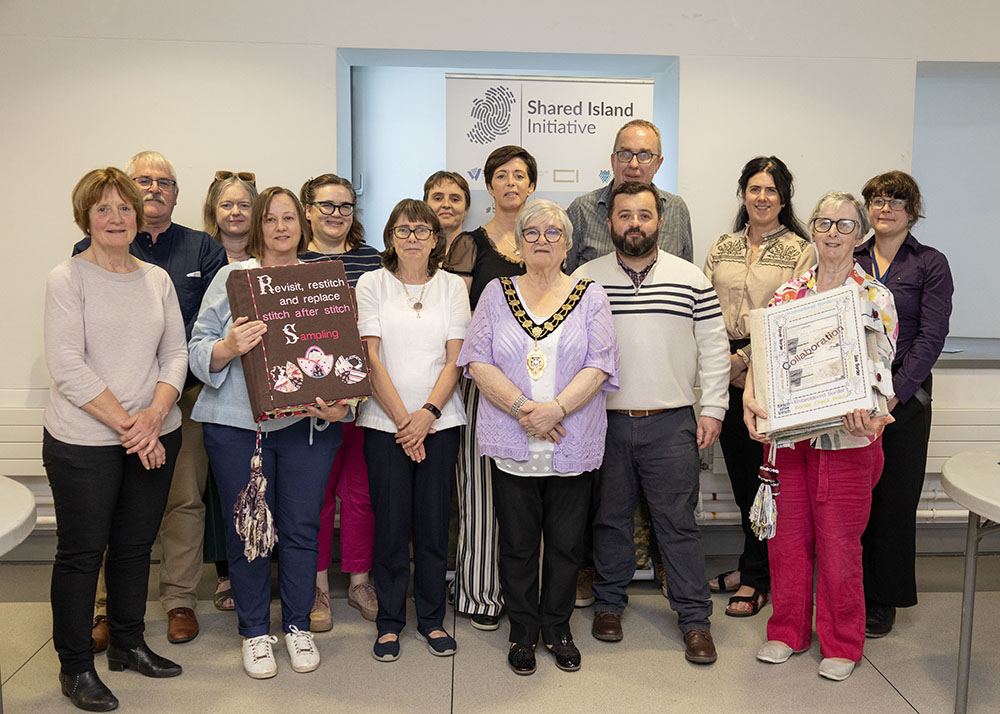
[454,378,504,616]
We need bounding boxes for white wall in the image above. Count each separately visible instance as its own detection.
[3,0,1000,406]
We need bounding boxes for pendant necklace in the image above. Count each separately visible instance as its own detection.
[526,327,547,381]
[503,234,521,258]
[401,280,427,318]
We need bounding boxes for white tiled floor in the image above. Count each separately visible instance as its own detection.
[2,558,999,714]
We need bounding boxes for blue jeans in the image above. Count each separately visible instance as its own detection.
[204,419,340,638]
[592,408,712,632]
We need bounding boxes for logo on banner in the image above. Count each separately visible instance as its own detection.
[467,168,482,181]
[467,85,516,145]
[599,170,612,184]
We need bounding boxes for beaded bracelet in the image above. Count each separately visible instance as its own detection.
[510,394,528,419]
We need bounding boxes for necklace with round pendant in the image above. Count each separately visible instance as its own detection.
[402,281,427,318]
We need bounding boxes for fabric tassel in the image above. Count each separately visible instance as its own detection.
[232,428,277,562]
[749,440,780,541]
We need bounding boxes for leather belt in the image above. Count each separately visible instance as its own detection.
[610,409,667,417]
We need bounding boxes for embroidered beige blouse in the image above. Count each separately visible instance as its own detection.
[703,225,815,363]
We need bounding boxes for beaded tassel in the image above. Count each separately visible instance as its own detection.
[232,428,277,561]
[749,442,780,540]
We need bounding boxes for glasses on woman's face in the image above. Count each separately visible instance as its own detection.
[521,227,564,243]
[811,217,858,235]
[870,197,906,211]
[392,225,434,241]
[312,201,355,217]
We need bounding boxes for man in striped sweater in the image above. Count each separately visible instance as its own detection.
[573,181,730,663]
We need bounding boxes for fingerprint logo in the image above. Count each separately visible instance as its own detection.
[467,86,516,145]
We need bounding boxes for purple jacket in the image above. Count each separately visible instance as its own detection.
[457,277,620,473]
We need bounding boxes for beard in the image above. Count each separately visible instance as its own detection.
[611,227,657,259]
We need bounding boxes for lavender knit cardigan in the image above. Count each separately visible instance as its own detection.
[457,277,620,474]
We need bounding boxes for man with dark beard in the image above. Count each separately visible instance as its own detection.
[572,182,730,663]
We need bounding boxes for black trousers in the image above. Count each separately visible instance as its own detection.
[43,428,180,674]
[862,375,933,608]
[719,384,770,591]
[365,427,458,636]
[492,465,592,645]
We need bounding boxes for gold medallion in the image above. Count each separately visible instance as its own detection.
[526,345,547,381]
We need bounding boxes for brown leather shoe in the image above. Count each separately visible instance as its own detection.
[684,628,717,664]
[166,607,199,644]
[91,615,109,653]
[591,611,623,642]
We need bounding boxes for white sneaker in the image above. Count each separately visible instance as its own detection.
[819,657,856,681]
[285,626,320,673]
[242,634,278,679]
[756,640,805,664]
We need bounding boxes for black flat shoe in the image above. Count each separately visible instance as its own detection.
[471,613,501,631]
[508,643,536,675]
[107,641,182,678]
[544,634,581,672]
[59,670,119,711]
[865,600,896,638]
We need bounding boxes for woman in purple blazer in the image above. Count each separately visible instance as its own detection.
[458,199,619,676]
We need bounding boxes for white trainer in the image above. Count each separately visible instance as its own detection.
[819,657,856,681]
[756,640,805,664]
[242,634,278,679]
[285,626,320,673]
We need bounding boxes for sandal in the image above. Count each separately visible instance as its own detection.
[214,577,235,611]
[708,570,740,593]
[725,587,768,617]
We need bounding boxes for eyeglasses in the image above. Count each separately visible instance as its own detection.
[870,197,906,211]
[133,176,177,190]
[392,226,434,241]
[312,201,354,217]
[522,227,564,243]
[811,217,858,235]
[614,150,659,165]
[215,170,256,185]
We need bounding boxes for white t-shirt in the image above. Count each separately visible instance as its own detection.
[355,267,470,433]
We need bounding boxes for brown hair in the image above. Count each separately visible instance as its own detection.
[299,174,365,251]
[861,171,924,228]
[247,187,309,259]
[483,145,537,187]
[422,171,471,209]
[380,199,444,277]
[72,167,145,235]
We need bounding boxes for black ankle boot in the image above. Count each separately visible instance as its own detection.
[59,670,119,711]
[107,641,182,677]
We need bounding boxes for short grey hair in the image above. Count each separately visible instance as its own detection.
[808,191,870,237]
[125,150,177,183]
[514,199,574,251]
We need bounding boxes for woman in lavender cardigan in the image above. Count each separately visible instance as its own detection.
[458,200,619,676]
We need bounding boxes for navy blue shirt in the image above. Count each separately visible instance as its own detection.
[73,222,227,340]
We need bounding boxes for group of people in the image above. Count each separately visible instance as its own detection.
[42,117,953,711]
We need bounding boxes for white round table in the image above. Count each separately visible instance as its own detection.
[940,447,1000,714]
[0,475,36,714]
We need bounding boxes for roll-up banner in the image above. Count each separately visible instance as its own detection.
[446,74,654,226]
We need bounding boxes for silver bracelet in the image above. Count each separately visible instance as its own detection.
[510,394,528,418]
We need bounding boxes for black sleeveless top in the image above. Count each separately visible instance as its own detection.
[443,226,525,310]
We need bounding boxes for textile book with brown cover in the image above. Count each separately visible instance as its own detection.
[225,261,371,422]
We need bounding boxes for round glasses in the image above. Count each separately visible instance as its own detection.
[312,201,354,217]
[614,150,659,165]
[811,217,858,235]
[870,197,906,211]
[522,227,564,243]
[392,226,434,241]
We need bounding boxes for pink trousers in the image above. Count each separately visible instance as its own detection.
[316,421,375,573]
[765,439,883,661]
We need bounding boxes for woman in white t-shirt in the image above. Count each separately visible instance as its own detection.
[355,199,470,662]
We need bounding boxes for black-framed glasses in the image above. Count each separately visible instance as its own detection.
[312,201,355,217]
[521,227,564,243]
[811,217,858,235]
[215,170,256,185]
[133,176,177,190]
[870,197,906,211]
[392,225,434,241]
[614,150,659,165]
